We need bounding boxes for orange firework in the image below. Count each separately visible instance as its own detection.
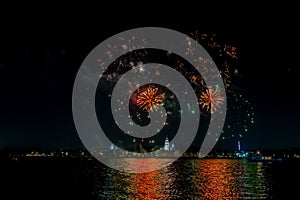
[220,63,231,86]
[136,86,165,111]
[200,87,224,113]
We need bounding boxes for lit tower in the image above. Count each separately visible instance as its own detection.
[110,144,115,151]
[238,140,241,151]
[164,137,170,151]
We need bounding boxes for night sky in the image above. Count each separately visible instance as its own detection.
[1,9,299,150]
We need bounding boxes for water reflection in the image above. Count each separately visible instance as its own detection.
[96,159,272,199]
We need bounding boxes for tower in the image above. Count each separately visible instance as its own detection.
[164,137,170,151]
[110,144,114,150]
[238,140,241,151]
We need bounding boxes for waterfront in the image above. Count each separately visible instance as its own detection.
[1,158,299,199]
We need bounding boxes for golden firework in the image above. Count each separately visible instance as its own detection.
[136,86,165,111]
[200,87,224,113]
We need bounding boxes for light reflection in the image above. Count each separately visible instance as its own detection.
[242,161,273,199]
[96,159,272,199]
[130,159,166,199]
[196,159,245,199]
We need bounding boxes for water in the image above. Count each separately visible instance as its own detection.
[2,158,299,199]
[95,159,274,199]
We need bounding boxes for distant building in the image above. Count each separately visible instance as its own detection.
[164,137,170,151]
[110,144,118,151]
[236,140,247,158]
[170,143,175,151]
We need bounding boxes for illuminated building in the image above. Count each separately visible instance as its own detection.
[164,137,170,151]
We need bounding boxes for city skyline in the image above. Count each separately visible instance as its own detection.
[1,6,300,200]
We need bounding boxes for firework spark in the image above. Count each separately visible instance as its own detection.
[98,30,250,141]
[136,86,165,111]
[200,87,224,113]
[220,62,231,86]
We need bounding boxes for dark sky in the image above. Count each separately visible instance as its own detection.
[240,39,300,149]
[0,8,299,150]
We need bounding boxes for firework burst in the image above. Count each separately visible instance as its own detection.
[97,30,251,141]
[200,87,224,113]
[136,86,165,111]
[220,63,231,86]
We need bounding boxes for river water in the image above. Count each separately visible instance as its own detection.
[2,158,299,199]
[93,158,298,199]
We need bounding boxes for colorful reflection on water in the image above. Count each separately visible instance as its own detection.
[96,159,274,199]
